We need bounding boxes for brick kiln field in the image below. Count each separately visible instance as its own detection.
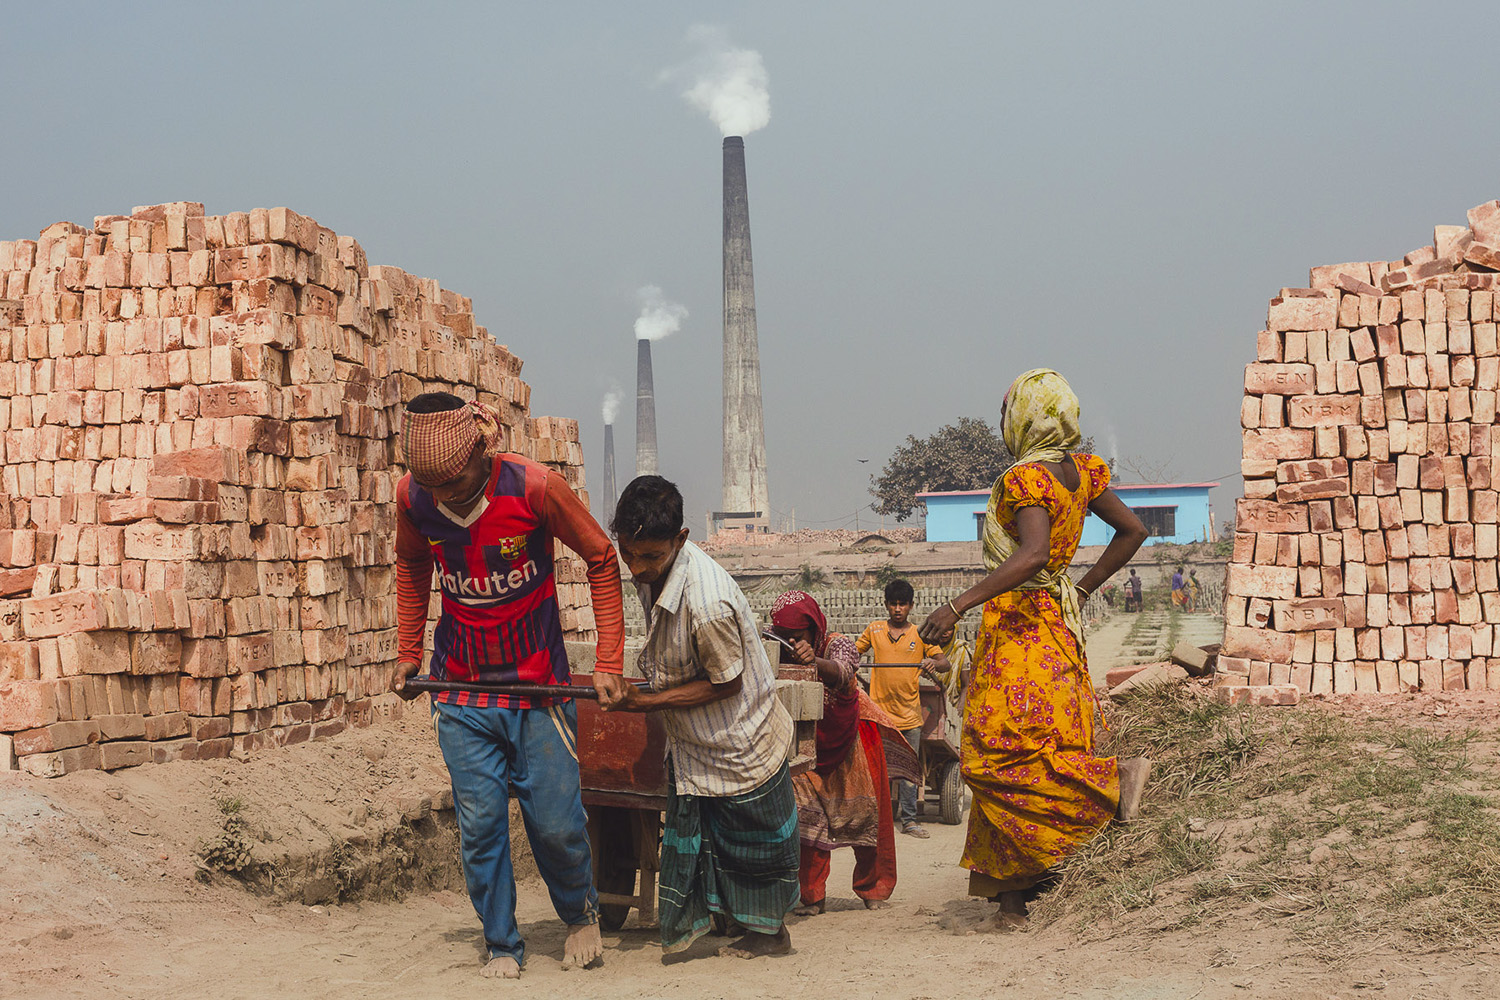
[0,202,596,776]
[1222,199,1500,700]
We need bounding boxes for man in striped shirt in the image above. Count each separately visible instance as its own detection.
[392,392,624,979]
[594,475,797,958]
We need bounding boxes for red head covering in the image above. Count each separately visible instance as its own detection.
[400,399,503,486]
[770,590,829,656]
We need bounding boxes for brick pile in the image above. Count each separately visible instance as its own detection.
[1221,199,1500,698]
[0,202,594,775]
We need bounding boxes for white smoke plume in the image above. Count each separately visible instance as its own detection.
[601,384,623,425]
[634,285,688,342]
[667,25,770,137]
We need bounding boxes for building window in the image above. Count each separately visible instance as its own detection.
[1135,506,1177,538]
[973,512,985,541]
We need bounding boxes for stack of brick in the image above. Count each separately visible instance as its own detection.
[1221,199,1500,698]
[0,202,595,775]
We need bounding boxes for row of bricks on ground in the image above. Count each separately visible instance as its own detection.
[1214,655,1500,694]
[2,659,408,734]
[0,661,384,729]
[0,696,415,777]
[1220,608,1500,660]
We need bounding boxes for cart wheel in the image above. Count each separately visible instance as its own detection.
[939,760,965,825]
[598,863,636,931]
[593,807,638,931]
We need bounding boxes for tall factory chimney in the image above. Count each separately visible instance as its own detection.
[721,135,770,530]
[601,422,618,525]
[635,337,659,477]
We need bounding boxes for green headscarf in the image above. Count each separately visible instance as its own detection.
[981,369,1087,650]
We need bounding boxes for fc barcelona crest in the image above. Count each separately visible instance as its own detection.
[496,534,529,561]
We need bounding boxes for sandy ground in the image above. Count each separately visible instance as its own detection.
[4,618,1499,999]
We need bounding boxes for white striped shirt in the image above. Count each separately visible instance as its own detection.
[635,541,793,797]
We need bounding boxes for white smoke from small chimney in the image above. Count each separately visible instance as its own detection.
[634,285,688,342]
[601,384,623,425]
[667,25,770,137]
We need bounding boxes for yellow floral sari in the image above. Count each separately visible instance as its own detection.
[962,370,1120,893]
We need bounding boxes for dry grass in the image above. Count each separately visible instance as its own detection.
[1028,686,1500,957]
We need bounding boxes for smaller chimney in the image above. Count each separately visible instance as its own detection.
[636,338,659,477]
[601,423,618,525]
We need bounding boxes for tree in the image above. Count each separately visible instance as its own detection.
[869,417,1014,522]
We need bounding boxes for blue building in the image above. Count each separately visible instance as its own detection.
[918,481,1221,545]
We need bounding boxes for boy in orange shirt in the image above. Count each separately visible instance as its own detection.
[855,579,950,839]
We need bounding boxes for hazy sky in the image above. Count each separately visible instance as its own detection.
[5,3,1499,530]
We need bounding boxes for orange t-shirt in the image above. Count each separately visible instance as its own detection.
[855,621,942,730]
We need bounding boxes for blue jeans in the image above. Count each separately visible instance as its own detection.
[895,726,923,825]
[431,699,598,965]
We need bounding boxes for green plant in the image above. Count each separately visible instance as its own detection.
[873,562,901,589]
[795,563,828,589]
[197,796,254,874]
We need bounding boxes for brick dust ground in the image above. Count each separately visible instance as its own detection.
[3,636,1499,998]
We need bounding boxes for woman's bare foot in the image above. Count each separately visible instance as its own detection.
[561,922,603,969]
[480,955,522,979]
[718,926,792,958]
[989,891,1029,931]
[792,900,825,917]
[863,899,890,910]
[1117,757,1152,822]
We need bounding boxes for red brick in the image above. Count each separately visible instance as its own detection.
[1268,295,1338,331]
[143,712,190,741]
[146,475,219,501]
[1244,363,1316,395]
[19,743,101,777]
[1277,478,1349,503]
[56,631,130,675]
[1287,394,1361,427]
[151,446,241,483]
[189,715,231,740]
[11,719,101,755]
[1244,428,1314,461]
[129,632,182,675]
[0,680,61,729]
[1236,499,1311,534]
[98,496,153,524]
[1222,626,1295,662]
[95,713,147,740]
[99,741,151,770]
[1272,599,1345,632]
[21,591,108,638]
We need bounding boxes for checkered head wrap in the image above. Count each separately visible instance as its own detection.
[400,399,502,486]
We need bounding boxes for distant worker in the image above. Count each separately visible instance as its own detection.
[392,393,624,979]
[855,578,951,840]
[770,591,918,916]
[1170,565,1187,609]
[918,368,1151,928]
[598,476,799,959]
[1125,568,1143,612]
[1187,569,1203,612]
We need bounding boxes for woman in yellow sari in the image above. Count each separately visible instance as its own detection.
[919,369,1150,926]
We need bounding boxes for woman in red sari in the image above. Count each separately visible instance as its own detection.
[771,590,920,914]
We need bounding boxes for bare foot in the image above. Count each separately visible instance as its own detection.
[989,910,1028,932]
[1117,757,1152,822]
[863,899,890,910]
[480,955,522,979]
[718,927,792,958]
[792,900,825,917]
[561,921,603,970]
